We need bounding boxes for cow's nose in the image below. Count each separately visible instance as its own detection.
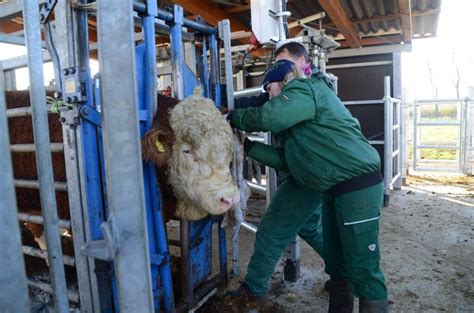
[220,196,234,207]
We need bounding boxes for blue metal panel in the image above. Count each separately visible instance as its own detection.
[189,218,213,287]
[183,64,201,98]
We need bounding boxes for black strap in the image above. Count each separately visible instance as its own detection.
[328,170,383,197]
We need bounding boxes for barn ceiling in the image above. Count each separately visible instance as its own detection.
[0,0,442,50]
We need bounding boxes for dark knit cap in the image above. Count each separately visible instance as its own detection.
[262,59,295,90]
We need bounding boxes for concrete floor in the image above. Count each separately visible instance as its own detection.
[199,173,474,312]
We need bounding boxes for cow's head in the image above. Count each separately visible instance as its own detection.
[143,96,240,220]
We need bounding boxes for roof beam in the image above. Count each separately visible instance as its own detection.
[319,0,360,48]
[168,0,250,32]
[225,4,250,14]
[0,20,24,34]
[0,0,22,21]
[412,8,441,16]
[339,34,404,48]
[398,0,412,43]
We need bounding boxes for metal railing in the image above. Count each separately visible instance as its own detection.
[413,98,471,173]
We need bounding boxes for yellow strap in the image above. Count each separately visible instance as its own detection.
[155,139,165,153]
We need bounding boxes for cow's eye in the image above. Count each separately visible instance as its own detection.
[183,149,191,154]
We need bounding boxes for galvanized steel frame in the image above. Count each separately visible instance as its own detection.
[413,98,471,173]
[22,1,70,312]
[0,63,30,313]
[97,0,154,311]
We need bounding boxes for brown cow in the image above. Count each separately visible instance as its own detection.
[8,90,240,254]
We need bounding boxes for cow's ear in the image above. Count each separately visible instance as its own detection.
[142,129,168,165]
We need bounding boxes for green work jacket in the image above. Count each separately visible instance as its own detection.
[230,77,380,191]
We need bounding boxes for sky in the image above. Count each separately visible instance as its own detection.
[1,1,473,99]
[402,0,474,100]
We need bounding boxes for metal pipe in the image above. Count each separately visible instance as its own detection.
[14,179,68,191]
[22,1,69,311]
[180,220,194,309]
[18,213,71,229]
[240,221,258,233]
[209,34,221,106]
[27,280,79,303]
[246,180,266,193]
[0,63,30,313]
[133,1,215,34]
[170,5,185,100]
[6,105,53,118]
[98,0,154,310]
[383,76,392,206]
[10,143,64,152]
[22,245,75,267]
[343,100,384,105]
[234,86,262,98]
[219,20,234,109]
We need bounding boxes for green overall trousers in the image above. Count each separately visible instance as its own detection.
[245,177,323,297]
[323,182,387,300]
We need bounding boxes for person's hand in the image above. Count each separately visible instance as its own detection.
[225,111,234,122]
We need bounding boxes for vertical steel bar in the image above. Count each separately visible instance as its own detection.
[201,36,209,97]
[180,220,194,309]
[0,64,30,313]
[413,100,418,171]
[22,1,69,311]
[394,101,403,189]
[97,0,154,311]
[383,76,392,205]
[219,20,234,110]
[209,34,221,106]
[170,5,184,100]
[458,100,463,171]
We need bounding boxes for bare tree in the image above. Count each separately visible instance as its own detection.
[450,50,461,99]
[426,61,439,99]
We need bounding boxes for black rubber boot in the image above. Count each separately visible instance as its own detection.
[328,279,354,313]
[224,282,261,303]
[359,299,389,313]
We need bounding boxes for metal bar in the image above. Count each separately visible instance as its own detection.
[234,86,262,98]
[22,2,69,311]
[170,5,185,100]
[415,159,458,164]
[369,140,384,145]
[415,98,465,103]
[22,245,76,267]
[413,167,460,172]
[326,60,393,70]
[27,280,79,303]
[180,220,194,309]
[6,105,53,118]
[240,221,258,233]
[0,0,22,20]
[0,34,25,46]
[219,20,234,109]
[0,63,30,313]
[1,50,51,71]
[413,101,418,171]
[246,180,266,193]
[392,150,400,158]
[416,145,460,149]
[391,173,401,185]
[18,213,71,229]
[10,143,64,152]
[383,76,392,205]
[343,100,385,105]
[14,179,68,191]
[416,122,461,126]
[209,34,221,106]
[98,0,154,310]
[218,219,228,283]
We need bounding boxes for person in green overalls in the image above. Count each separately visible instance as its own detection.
[227,59,388,312]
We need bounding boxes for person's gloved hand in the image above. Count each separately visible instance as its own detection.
[225,111,234,122]
[243,137,254,153]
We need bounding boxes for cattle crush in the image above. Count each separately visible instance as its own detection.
[0,1,243,312]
